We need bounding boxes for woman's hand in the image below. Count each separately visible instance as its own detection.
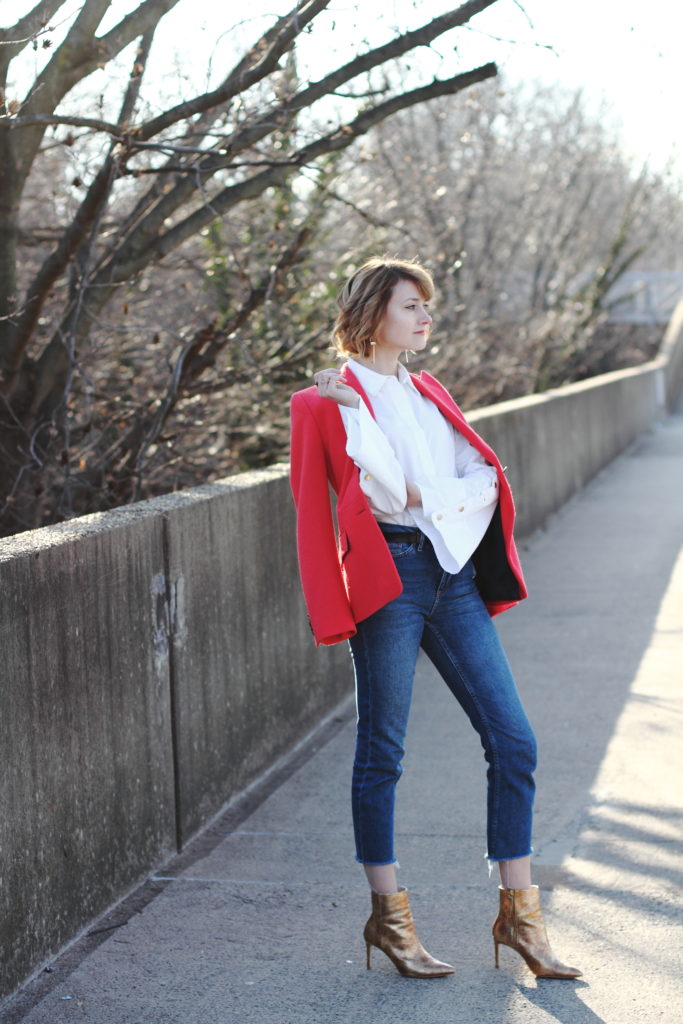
[314,369,360,409]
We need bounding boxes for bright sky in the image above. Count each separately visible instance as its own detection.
[472,0,683,174]
[2,0,681,173]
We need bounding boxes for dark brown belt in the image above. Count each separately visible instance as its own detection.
[380,529,422,544]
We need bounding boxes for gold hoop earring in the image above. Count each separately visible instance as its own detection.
[370,340,376,364]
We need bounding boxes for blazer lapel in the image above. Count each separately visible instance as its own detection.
[410,372,465,423]
[341,363,376,419]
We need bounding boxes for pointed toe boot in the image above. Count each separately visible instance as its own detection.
[364,887,454,979]
[492,885,582,980]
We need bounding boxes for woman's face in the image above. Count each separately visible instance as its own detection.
[374,278,432,354]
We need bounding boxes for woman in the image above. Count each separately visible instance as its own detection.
[289,257,581,981]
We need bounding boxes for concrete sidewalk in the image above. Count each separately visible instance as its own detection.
[3,406,682,1024]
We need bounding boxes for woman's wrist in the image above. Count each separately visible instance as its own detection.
[405,479,421,507]
[314,369,360,408]
[337,389,362,409]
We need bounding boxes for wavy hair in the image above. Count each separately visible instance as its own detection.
[332,257,434,358]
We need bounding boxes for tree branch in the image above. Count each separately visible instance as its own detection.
[0,0,64,82]
[135,0,497,146]
[101,62,499,285]
[4,113,127,135]
[12,0,180,189]
[90,1,500,293]
[27,60,496,415]
[101,0,332,253]
[137,0,332,142]
[8,28,157,400]
[118,223,313,492]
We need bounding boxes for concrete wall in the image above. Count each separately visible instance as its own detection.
[469,362,663,537]
[1,307,682,1000]
[468,297,683,536]
[162,471,350,846]
[0,508,177,999]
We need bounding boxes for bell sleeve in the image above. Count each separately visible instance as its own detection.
[338,401,407,515]
[414,430,500,568]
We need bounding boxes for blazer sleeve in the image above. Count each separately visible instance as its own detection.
[289,392,357,646]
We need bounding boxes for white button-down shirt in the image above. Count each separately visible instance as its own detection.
[339,359,499,574]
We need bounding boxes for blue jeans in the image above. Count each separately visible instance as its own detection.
[349,527,537,866]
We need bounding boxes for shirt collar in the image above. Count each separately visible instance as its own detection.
[346,358,418,395]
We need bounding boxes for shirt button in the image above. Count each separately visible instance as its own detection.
[436,513,444,520]
[364,473,372,481]
[458,506,465,512]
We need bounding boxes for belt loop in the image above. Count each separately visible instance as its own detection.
[417,530,425,552]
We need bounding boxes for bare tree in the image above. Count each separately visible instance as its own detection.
[0,0,501,533]
[337,79,683,403]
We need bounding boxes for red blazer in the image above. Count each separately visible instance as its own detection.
[289,364,527,646]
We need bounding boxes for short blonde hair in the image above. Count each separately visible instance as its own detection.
[333,257,434,358]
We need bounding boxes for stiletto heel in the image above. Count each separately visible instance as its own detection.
[363,887,454,979]
[494,939,500,968]
[492,886,582,980]
[366,942,372,970]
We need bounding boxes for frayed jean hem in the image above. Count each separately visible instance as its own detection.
[355,855,399,867]
[484,847,533,864]
[485,848,533,876]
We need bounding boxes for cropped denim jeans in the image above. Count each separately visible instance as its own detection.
[349,526,537,866]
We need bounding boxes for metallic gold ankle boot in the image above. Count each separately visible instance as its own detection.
[364,887,454,979]
[492,885,582,979]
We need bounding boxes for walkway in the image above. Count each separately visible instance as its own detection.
[3,404,683,1024]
